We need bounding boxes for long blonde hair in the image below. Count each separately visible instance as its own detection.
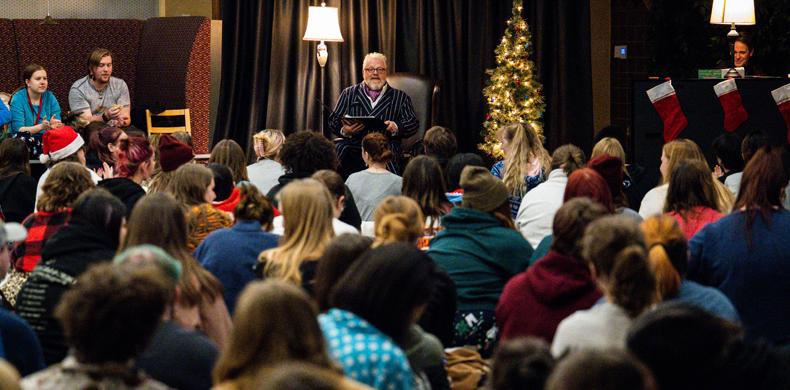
[662,139,733,213]
[261,179,334,284]
[497,122,551,196]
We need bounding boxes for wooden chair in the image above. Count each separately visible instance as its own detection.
[145,108,191,136]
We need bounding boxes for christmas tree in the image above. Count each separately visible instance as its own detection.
[480,0,545,157]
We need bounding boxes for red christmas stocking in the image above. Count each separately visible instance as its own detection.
[647,80,688,142]
[714,79,748,132]
[772,83,790,144]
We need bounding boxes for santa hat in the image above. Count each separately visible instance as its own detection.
[39,126,84,164]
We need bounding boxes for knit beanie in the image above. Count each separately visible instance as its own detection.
[114,244,183,285]
[39,126,84,164]
[158,135,194,172]
[460,166,509,212]
[588,154,624,200]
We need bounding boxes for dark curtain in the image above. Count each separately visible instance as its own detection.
[529,0,594,152]
[213,1,274,151]
[216,0,592,155]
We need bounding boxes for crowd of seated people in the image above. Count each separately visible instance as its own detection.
[1,108,790,390]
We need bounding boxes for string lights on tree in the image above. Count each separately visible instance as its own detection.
[480,0,545,157]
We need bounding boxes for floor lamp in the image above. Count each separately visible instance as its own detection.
[303,2,344,138]
[710,0,755,78]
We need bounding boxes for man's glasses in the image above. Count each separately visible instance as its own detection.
[364,67,387,74]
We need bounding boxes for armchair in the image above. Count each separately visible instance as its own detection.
[386,73,440,159]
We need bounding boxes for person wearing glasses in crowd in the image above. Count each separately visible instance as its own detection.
[327,52,419,177]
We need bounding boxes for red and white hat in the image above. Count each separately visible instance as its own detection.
[39,126,85,164]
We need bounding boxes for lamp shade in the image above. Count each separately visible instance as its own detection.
[303,5,344,42]
[710,0,755,25]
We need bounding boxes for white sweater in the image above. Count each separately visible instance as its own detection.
[551,302,632,357]
[515,169,567,249]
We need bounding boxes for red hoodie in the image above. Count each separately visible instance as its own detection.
[211,187,241,213]
[496,250,602,343]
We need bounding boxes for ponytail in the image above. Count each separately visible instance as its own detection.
[609,245,656,318]
[640,215,688,301]
[371,195,425,247]
[551,144,586,176]
[583,215,655,318]
[373,213,422,247]
[646,244,681,300]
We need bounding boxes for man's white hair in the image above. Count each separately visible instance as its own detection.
[363,52,388,69]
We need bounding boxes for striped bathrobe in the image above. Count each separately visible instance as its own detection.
[328,82,419,175]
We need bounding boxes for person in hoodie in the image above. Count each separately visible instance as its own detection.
[15,188,126,365]
[428,166,533,356]
[3,162,95,307]
[496,198,608,344]
[97,136,154,216]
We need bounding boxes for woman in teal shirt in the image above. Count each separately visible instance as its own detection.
[10,64,62,157]
[0,98,9,125]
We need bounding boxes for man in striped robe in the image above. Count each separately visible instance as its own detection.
[328,52,419,177]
